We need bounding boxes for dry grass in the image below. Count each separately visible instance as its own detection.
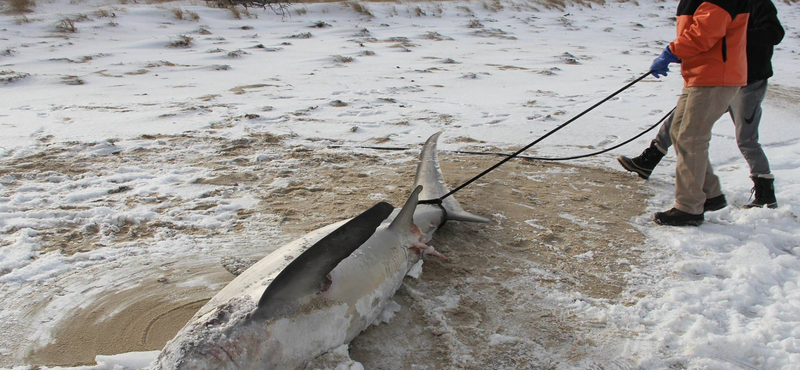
[170,7,185,19]
[456,5,473,14]
[332,55,355,63]
[0,70,31,84]
[223,5,245,19]
[467,19,483,28]
[231,5,254,19]
[228,4,241,18]
[227,49,248,58]
[14,14,35,24]
[75,13,91,21]
[168,34,194,48]
[93,9,115,18]
[287,32,312,39]
[7,0,36,13]
[61,75,84,85]
[422,31,453,41]
[169,7,200,21]
[241,8,258,18]
[346,1,374,17]
[54,18,77,33]
[482,0,504,12]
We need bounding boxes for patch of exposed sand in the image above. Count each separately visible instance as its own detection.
[26,277,222,367]
[348,156,650,369]
[3,134,649,368]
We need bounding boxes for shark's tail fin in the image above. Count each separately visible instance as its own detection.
[413,132,490,224]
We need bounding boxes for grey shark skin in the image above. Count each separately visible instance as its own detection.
[151,132,489,370]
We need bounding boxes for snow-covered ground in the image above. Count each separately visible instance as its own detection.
[1,0,799,369]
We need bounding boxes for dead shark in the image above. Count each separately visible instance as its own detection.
[151,132,489,370]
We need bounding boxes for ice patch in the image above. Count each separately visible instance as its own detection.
[406,260,423,279]
[254,153,281,162]
[305,344,365,370]
[96,351,159,370]
[489,334,522,346]
[374,300,401,325]
[0,229,50,282]
[558,213,606,231]
[368,193,387,201]
[269,177,292,189]
[524,219,550,231]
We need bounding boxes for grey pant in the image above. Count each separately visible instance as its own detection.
[653,79,772,176]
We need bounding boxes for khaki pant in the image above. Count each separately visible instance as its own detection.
[653,80,772,176]
[669,86,740,214]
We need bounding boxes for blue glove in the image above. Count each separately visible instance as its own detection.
[650,46,681,78]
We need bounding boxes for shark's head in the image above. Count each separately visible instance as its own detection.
[152,297,271,370]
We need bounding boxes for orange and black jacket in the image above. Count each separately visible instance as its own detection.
[670,0,750,87]
[746,0,784,83]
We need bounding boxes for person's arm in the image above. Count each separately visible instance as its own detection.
[669,2,733,59]
[749,0,785,46]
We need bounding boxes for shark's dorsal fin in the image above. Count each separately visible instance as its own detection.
[256,202,394,318]
[389,185,422,232]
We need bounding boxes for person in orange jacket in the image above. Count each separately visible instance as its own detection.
[646,0,751,226]
[619,0,785,212]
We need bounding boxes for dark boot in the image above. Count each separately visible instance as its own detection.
[743,175,778,209]
[617,141,665,180]
[654,208,704,226]
[703,194,728,213]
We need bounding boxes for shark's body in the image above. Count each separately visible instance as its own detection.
[151,133,488,370]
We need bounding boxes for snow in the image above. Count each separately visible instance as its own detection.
[1,0,800,369]
[406,259,423,279]
[374,300,402,325]
[307,345,365,370]
[0,352,161,370]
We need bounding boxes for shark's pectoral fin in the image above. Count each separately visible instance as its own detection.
[256,202,395,318]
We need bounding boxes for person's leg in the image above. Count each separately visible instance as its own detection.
[730,79,771,176]
[652,90,704,226]
[652,110,674,153]
[670,86,739,215]
[616,111,673,179]
[729,79,777,208]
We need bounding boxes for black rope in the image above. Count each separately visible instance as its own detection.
[452,108,673,162]
[327,71,658,204]
[327,107,672,162]
[416,198,449,226]
[435,71,652,201]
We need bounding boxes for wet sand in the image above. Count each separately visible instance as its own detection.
[5,134,650,368]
